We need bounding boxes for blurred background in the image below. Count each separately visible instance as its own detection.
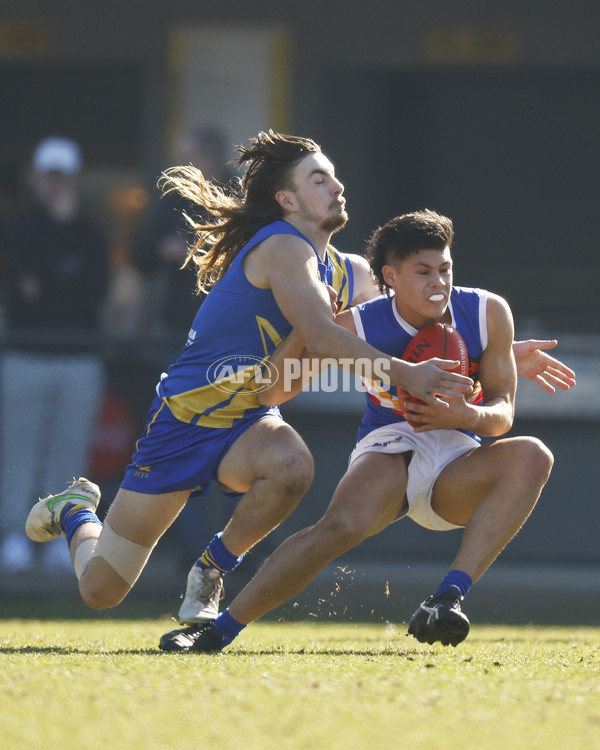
[0,0,598,623]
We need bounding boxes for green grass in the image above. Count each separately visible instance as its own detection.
[1,619,599,750]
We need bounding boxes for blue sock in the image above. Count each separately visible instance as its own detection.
[434,570,473,598]
[197,532,243,574]
[213,609,246,645]
[60,503,102,545]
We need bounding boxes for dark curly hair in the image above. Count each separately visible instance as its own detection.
[365,209,454,293]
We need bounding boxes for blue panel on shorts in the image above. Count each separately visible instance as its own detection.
[120,393,282,496]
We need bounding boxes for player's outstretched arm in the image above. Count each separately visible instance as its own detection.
[258,329,309,406]
[258,285,341,407]
[512,339,576,393]
[259,292,365,407]
[260,234,473,404]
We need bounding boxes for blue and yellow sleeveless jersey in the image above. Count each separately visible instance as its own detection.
[325,242,354,312]
[157,220,354,429]
[352,285,487,443]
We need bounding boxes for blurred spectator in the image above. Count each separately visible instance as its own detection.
[100,183,148,339]
[0,136,110,572]
[133,126,234,336]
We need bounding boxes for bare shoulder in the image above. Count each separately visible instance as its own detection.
[344,252,371,279]
[486,292,513,324]
[254,232,317,267]
[335,308,357,334]
[342,252,369,269]
[244,232,318,288]
[343,253,378,304]
[486,292,515,346]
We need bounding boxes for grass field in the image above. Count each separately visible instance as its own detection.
[1,617,599,750]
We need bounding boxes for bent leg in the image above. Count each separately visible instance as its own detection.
[431,436,553,582]
[228,451,409,624]
[76,487,190,609]
[216,417,314,556]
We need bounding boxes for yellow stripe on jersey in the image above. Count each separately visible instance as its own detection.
[165,314,286,428]
[256,314,284,356]
[326,245,352,311]
[165,362,270,428]
[135,400,167,452]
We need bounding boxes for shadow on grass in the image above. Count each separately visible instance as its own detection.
[0,645,163,656]
[0,644,423,657]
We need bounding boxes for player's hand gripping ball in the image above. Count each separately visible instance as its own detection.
[401,322,469,427]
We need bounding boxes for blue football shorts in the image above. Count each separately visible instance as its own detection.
[120,392,282,497]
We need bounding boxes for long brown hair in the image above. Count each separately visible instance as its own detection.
[159,130,321,293]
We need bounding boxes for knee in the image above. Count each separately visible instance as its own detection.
[520,437,554,482]
[79,583,122,610]
[270,445,314,499]
[78,570,129,610]
[313,515,369,556]
[505,438,553,507]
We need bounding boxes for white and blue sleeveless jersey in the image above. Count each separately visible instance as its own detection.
[351,286,487,442]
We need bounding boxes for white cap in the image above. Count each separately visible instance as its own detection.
[32,136,82,175]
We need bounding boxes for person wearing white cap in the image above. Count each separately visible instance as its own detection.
[29,136,83,223]
[32,136,82,176]
[0,136,110,572]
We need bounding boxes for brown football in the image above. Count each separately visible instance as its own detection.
[401,322,469,427]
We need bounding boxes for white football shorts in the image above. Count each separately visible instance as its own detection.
[348,422,480,531]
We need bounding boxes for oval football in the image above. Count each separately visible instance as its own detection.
[401,322,469,427]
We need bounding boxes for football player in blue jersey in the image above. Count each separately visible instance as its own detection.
[25,134,478,618]
[159,209,563,652]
